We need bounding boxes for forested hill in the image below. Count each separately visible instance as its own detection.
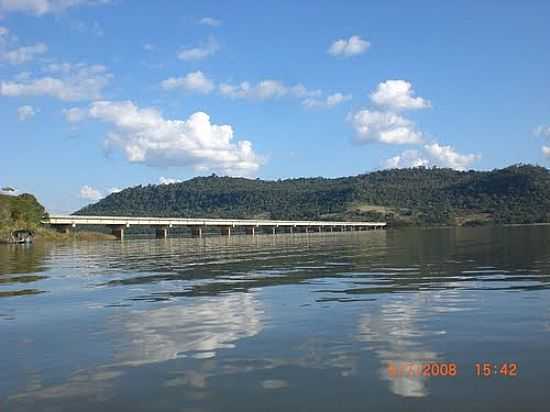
[0,193,46,239]
[75,165,550,226]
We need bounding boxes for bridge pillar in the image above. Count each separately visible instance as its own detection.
[190,226,203,238]
[155,227,169,239]
[220,226,231,236]
[110,224,128,241]
[290,226,294,234]
[245,226,256,236]
[53,224,73,234]
[318,226,322,233]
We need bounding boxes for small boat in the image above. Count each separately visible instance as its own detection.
[8,230,33,244]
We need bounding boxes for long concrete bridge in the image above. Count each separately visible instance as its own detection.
[43,215,387,240]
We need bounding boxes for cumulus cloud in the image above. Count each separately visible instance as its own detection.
[161,71,214,94]
[0,26,47,64]
[159,177,181,185]
[349,110,423,144]
[383,149,429,169]
[79,185,102,201]
[199,17,221,27]
[63,107,87,122]
[17,105,36,120]
[0,63,112,101]
[0,42,47,64]
[534,125,550,138]
[370,80,431,111]
[0,0,110,15]
[219,80,285,100]
[384,145,480,170]
[71,19,104,37]
[177,37,218,61]
[359,80,477,169]
[423,143,480,170]
[328,35,370,57]
[219,80,320,101]
[543,146,550,158]
[303,92,352,109]
[86,100,262,176]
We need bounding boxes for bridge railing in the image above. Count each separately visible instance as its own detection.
[42,214,387,240]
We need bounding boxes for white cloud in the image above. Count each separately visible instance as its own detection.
[349,110,423,144]
[108,187,122,194]
[87,100,262,176]
[370,80,431,111]
[177,36,218,61]
[0,42,47,64]
[423,143,480,170]
[219,80,286,100]
[161,71,214,94]
[0,63,112,101]
[159,177,181,185]
[0,186,19,196]
[543,146,550,158]
[0,0,110,15]
[328,35,370,57]
[290,83,322,99]
[303,92,352,109]
[219,80,320,102]
[71,20,104,37]
[63,107,87,122]
[534,125,550,138]
[17,104,36,120]
[79,185,102,201]
[143,43,154,52]
[0,26,47,64]
[199,17,221,27]
[383,149,429,169]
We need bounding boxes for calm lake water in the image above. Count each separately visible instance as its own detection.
[1,226,550,411]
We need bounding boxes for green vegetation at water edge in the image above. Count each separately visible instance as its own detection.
[0,193,46,240]
[0,194,115,241]
[75,164,550,226]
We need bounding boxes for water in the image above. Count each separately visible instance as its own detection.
[1,226,550,411]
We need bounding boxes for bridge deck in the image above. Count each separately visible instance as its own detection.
[44,215,387,228]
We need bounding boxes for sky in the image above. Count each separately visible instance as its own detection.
[1,0,549,212]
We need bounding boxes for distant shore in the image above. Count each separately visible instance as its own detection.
[0,228,116,243]
[5,221,550,245]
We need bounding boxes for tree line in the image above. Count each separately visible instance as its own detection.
[75,164,550,226]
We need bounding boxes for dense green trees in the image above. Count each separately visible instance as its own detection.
[0,193,46,238]
[76,165,550,225]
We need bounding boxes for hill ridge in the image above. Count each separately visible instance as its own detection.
[75,164,550,225]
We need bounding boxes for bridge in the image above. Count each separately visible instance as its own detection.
[43,215,387,240]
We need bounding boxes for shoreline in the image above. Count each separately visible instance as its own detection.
[3,222,550,245]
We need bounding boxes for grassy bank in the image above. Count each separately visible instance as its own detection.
[34,227,117,241]
[0,193,116,242]
[0,193,45,242]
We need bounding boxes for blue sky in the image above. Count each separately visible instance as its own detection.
[1,0,549,212]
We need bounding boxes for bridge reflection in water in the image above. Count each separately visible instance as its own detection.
[43,215,387,240]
